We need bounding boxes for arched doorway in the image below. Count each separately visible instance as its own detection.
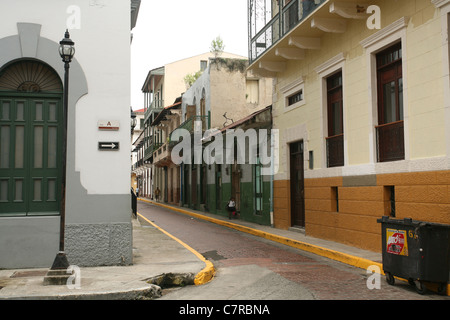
[0,59,63,216]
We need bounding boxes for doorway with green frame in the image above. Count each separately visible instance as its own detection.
[0,59,63,217]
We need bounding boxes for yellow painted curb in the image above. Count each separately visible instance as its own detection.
[136,211,215,286]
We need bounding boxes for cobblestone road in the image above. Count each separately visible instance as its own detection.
[138,201,449,301]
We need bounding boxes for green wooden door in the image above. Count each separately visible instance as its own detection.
[0,95,63,216]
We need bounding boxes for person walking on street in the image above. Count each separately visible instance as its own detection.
[227,197,237,219]
[155,187,160,201]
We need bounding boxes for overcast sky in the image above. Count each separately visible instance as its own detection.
[130,0,250,110]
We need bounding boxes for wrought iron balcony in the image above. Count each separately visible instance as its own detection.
[376,120,405,162]
[144,145,153,160]
[326,133,344,167]
[249,0,327,64]
[143,142,163,161]
[131,159,143,172]
[153,143,168,165]
[144,99,164,122]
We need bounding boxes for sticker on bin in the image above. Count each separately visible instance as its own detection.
[386,229,408,256]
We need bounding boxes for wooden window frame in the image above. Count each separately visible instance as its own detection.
[326,71,344,168]
[376,42,403,125]
[287,90,303,106]
[376,42,405,162]
[326,71,343,137]
[282,77,305,113]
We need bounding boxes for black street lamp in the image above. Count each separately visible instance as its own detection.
[50,30,75,271]
[131,107,137,134]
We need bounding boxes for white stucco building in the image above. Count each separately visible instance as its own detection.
[0,0,140,268]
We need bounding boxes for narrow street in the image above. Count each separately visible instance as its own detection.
[137,201,449,301]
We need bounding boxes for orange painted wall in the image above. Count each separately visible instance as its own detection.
[273,180,290,229]
[273,170,450,253]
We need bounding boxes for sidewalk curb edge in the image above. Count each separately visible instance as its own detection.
[137,211,215,286]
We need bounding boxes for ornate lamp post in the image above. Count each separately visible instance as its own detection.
[131,107,137,134]
[50,30,75,271]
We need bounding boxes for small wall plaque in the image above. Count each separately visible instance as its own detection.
[98,120,120,131]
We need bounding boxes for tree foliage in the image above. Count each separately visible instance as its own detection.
[184,37,226,88]
[184,70,203,88]
[210,36,225,59]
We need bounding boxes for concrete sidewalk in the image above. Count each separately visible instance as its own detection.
[0,217,205,300]
[0,198,388,300]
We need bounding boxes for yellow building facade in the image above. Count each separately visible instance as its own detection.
[248,0,450,252]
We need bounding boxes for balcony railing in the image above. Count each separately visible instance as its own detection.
[152,99,164,110]
[143,142,163,161]
[144,99,164,121]
[376,121,405,162]
[131,159,143,171]
[326,133,344,168]
[144,145,153,160]
[249,0,326,64]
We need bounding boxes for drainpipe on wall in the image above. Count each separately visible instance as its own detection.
[270,129,274,228]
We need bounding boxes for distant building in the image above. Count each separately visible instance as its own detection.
[151,98,182,205]
[134,52,249,201]
[201,105,273,224]
[131,107,145,193]
[179,57,273,224]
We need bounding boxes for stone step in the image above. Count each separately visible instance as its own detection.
[43,269,71,286]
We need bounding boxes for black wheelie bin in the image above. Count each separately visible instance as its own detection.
[377,216,450,295]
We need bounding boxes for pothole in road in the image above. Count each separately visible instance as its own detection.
[145,272,195,289]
